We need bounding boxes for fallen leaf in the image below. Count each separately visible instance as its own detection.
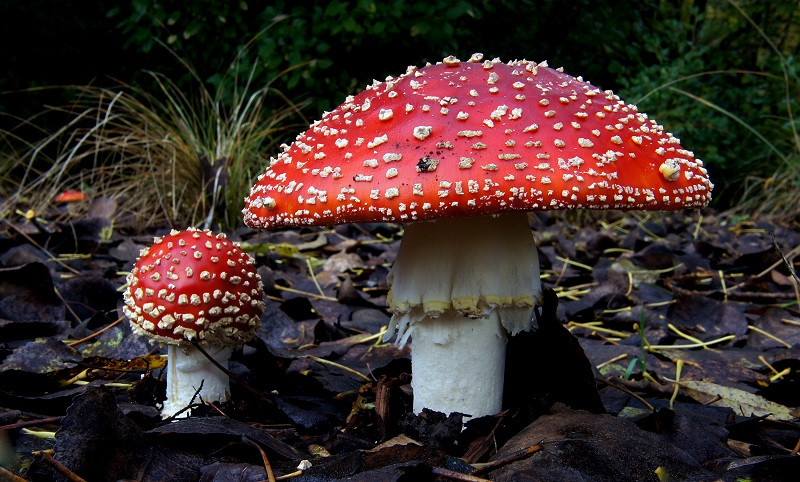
[199,462,268,481]
[85,195,117,219]
[148,415,304,460]
[485,403,720,480]
[0,338,80,373]
[677,380,796,421]
[770,269,794,287]
[54,386,151,480]
[668,292,749,340]
[0,262,64,322]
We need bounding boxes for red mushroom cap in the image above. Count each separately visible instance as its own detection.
[123,228,265,347]
[243,54,713,229]
[54,190,89,203]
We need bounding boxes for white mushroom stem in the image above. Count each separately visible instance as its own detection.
[386,212,541,418]
[161,344,233,418]
[410,310,507,417]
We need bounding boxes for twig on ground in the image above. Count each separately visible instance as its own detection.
[596,353,628,369]
[306,355,371,382]
[21,428,56,439]
[669,359,684,410]
[0,465,28,482]
[52,286,84,324]
[773,235,800,285]
[470,444,543,475]
[0,416,63,432]
[162,381,205,421]
[191,340,274,402]
[667,324,705,346]
[275,469,304,480]
[758,355,786,381]
[748,325,791,348]
[273,284,337,301]
[305,256,327,300]
[432,467,491,482]
[461,412,507,463]
[66,316,125,347]
[596,377,655,412]
[646,334,735,351]
[6,221,79,274]
[36,450,87,482]
[568,322,630,338]
[242,436,276,482]
[555,256,593,272]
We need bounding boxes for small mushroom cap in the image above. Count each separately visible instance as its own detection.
[122,228,265,347]
[243,54,713,229]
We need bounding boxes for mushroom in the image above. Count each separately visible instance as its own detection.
[123,228,265,418]
[242,54,713,418]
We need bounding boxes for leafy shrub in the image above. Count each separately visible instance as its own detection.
[108,0,492,113]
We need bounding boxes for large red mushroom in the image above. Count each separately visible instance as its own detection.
[123,228,265,417]
[242,54,713,419]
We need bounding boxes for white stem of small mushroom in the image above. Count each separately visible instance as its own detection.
[161,344,233,418]
[386,212,542,419]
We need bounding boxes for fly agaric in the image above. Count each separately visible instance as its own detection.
[242,54,712,418]
[123,228,265,418]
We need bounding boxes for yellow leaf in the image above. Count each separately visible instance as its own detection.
[678,380,795,421]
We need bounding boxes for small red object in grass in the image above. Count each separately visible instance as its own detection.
[54,190,89,203]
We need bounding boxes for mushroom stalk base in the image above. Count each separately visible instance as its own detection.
[161,345,232,418]
[411,310,506,418]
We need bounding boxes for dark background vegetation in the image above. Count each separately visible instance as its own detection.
[1,0,799,212]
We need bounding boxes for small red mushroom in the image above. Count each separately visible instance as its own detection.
[54,190,89,203]
[242,54,713,419]
[123,228,265,417]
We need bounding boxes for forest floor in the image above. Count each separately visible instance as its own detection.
[1,199,799,481]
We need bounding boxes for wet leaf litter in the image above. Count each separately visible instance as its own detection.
[0,204,799,480]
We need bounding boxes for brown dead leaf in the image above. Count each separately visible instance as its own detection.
[770,269,794,286]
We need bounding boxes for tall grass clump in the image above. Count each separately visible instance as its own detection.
[3,53,304,230]
[731,2,800,219]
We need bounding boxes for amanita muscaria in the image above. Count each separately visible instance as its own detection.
[123,228,265,418]
[243,54,713,419]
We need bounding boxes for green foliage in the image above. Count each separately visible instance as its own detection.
[107,0,489,113]
[615,0,800,211]
[104,0,684,115]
